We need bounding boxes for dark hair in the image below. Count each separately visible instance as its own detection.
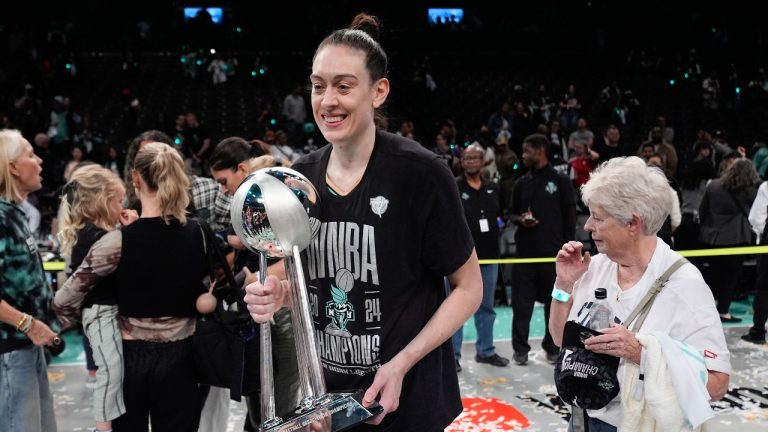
[693,140,712,153]
[722,158,760,191]
[522,133,551,151]
[124,130,173,180]
[314,13,388,83]
[209,136,266,171]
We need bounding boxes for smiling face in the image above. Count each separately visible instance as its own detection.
[310,45,389,148]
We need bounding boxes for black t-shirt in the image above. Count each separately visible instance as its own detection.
[116,218,207,318]
[456,176,501,259]
[182,124,211,157]
[592,140,630,164]
[293,131,473,431]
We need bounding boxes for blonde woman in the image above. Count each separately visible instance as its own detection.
[55,142,209,431]
[54,165,136,432]
[0,129,60,432]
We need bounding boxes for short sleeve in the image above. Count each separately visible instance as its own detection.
[419,160,474,277]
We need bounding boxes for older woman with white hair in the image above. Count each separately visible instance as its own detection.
[0,129,60,432]
[549,156,730,431]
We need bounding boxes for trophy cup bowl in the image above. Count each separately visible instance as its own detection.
[231,168,381,431]
[230,168,315,258]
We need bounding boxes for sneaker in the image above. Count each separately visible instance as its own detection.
[720,314,742,323]
[475,353,510,367]
[546,350,560,364]
[741,333,766,345]
[455,359,462,373]
[513,352,528,366]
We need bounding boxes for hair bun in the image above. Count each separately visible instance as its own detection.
[351,13,380,41]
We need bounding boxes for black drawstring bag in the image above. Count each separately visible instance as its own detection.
[193,222,261,401]
[554,321,620,410]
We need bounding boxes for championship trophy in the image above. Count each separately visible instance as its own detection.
[231,167,382,431]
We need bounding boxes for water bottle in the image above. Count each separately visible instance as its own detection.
[586,288,614,330]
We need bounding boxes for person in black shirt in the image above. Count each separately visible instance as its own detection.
[592,124,630,165]
[452,143,510,372]
[244,13,482,431]
[511,134,576,365]
[183,112,212,174]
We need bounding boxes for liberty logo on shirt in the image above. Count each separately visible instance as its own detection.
[370,196,389,218]
[545,181,558,194]
[325,268,356,337]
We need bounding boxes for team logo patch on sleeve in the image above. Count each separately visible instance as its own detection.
[704,350,717,359]
[370,196,389,218]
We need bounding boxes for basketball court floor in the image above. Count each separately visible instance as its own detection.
[50,302,768,431]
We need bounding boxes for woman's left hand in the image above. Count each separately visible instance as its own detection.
[584,323,642,364]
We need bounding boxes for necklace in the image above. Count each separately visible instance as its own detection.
[326,171,364,195]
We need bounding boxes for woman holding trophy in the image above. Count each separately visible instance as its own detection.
[244,13,482,431]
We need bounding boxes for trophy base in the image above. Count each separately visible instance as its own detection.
[262,389,383,432]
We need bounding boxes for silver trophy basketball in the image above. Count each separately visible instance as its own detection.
[231,167,381,431]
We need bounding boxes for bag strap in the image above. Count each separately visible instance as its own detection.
[571,406,588,432]
[197,221,241,307]
[622,257,688,332]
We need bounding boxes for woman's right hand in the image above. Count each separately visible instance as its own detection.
[26,319,59,347]
[554,241,591,291]
[244,275,288,323]
[119,209,139,226]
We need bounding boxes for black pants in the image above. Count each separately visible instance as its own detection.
[702,248,747,315]
[113,338,200,432]
[512,262,559,355]
[749,252,768,338]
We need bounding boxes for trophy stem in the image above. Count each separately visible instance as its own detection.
[292,245,327,397]
[283,256,316,407]
[258,253,281,427]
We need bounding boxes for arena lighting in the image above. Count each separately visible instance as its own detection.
[210,48,216,54]
[736,86,741,94]
[669,79,676,85]
[684,72,689,79]
[251,70,257,76]
[427,8,464,25]
[236,26,242,33]
[183,7,224,24]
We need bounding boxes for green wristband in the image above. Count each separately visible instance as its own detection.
[551,287,571,303]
